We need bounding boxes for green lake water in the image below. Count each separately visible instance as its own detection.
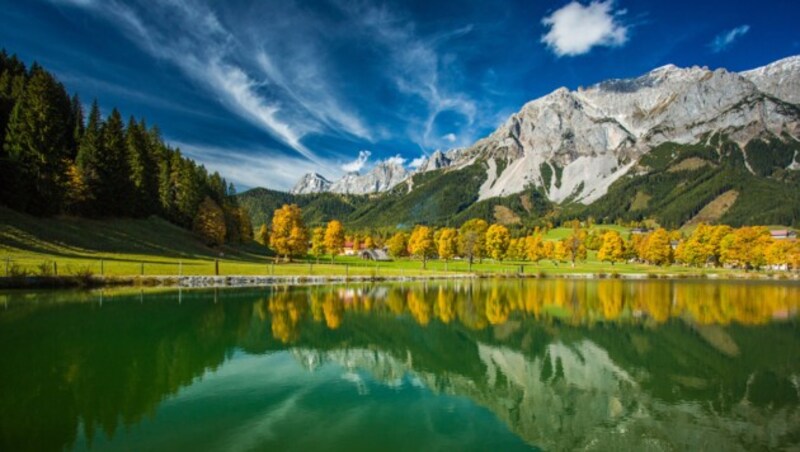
[1,278,799,451]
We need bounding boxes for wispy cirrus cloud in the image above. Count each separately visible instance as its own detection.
[541,0,629,57]
[709,25,750,53]
[338,2,480,151]
[172,140,323,191]
[50,0,373,164]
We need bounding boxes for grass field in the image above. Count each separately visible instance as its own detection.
[0,207,788,280]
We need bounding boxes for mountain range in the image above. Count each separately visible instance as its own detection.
[244,56,800,229]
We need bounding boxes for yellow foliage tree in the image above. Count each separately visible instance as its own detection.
[270,204,308,262]
[386,232,409,258]
[437,227,458,262]
[408,225,436,268]
[323,220,345,261]
[310,226,326,263]
[525,234,544,264]
[541,240,555,261]
[674,223,732,267]
[597,230,625,265]
[458,218,488,265]
[552,241,567,264]
[719,226,772,269]
[485,224,510,261]
[192,196,226,246]
[765,240,794,268]
[643,228,672,266]
[562,227,588,267]
[363,235,375,249]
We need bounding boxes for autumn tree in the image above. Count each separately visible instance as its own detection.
[674,224,732,267]
[386,232,408,258]
[719,226,772,270]
[437,227,458,262]
[765,240,794,269]
[597,230,625,265]
[323,220,345,261]
[310,226,326,263]
[408,225,436,268]
[525,234,544,264]
[363,235,375,249]
[458,218,488,265]
[562,227,587,267]
[552,241,567,264]
[192,196,226,246]
[485,224,510,261]
[270,204,308,262]
[256,223,269,246]
[642,228,672,266]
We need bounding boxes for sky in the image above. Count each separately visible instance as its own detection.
[1,0,799,191]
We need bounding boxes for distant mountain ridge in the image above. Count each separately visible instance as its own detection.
[253,56,800,228]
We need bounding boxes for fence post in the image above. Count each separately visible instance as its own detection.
[141,262,144,276]
[215,259,219,276]
[271,262,275,275]
[179,261,182,276]
[53,261,57,276]
[100,260,104,276]
[5,257,8,277]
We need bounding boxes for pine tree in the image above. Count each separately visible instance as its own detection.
[2,64,71,214]
[75,100,103,215]
[125,116,150,215]
[97,108,132,215]
[67,94,83,159]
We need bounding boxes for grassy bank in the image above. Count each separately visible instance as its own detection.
[2,207,797,287]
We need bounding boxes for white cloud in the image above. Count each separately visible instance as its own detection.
[409,155,427,169]
[172,140,323,192]
[710,25,750,53]
[442,133,457,143]
[384,155,407,167]
[541,1,629,57]
[341,150,371,173]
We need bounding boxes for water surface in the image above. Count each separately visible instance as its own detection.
[1,279,799,451]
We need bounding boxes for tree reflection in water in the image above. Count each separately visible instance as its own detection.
[0,280,798,451]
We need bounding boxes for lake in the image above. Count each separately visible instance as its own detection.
[1,278,799,451]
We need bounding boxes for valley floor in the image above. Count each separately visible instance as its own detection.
[1,207,797,289]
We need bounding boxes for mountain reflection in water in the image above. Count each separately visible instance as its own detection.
[1,279,798,451]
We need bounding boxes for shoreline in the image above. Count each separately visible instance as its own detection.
[1,270,798,290]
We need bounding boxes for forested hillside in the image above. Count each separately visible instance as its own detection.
[0,50,251,245]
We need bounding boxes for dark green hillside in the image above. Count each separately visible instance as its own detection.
[347,163,488,228]
[240,135,800,230]
[572,137,800,228]
[237,187,369,227]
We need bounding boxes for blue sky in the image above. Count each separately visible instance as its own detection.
[1,0,798,191]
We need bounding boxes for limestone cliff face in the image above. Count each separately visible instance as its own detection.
[292,56,800,203]
[448,57,800,204]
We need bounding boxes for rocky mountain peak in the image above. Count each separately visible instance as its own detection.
[291,172,331,194]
